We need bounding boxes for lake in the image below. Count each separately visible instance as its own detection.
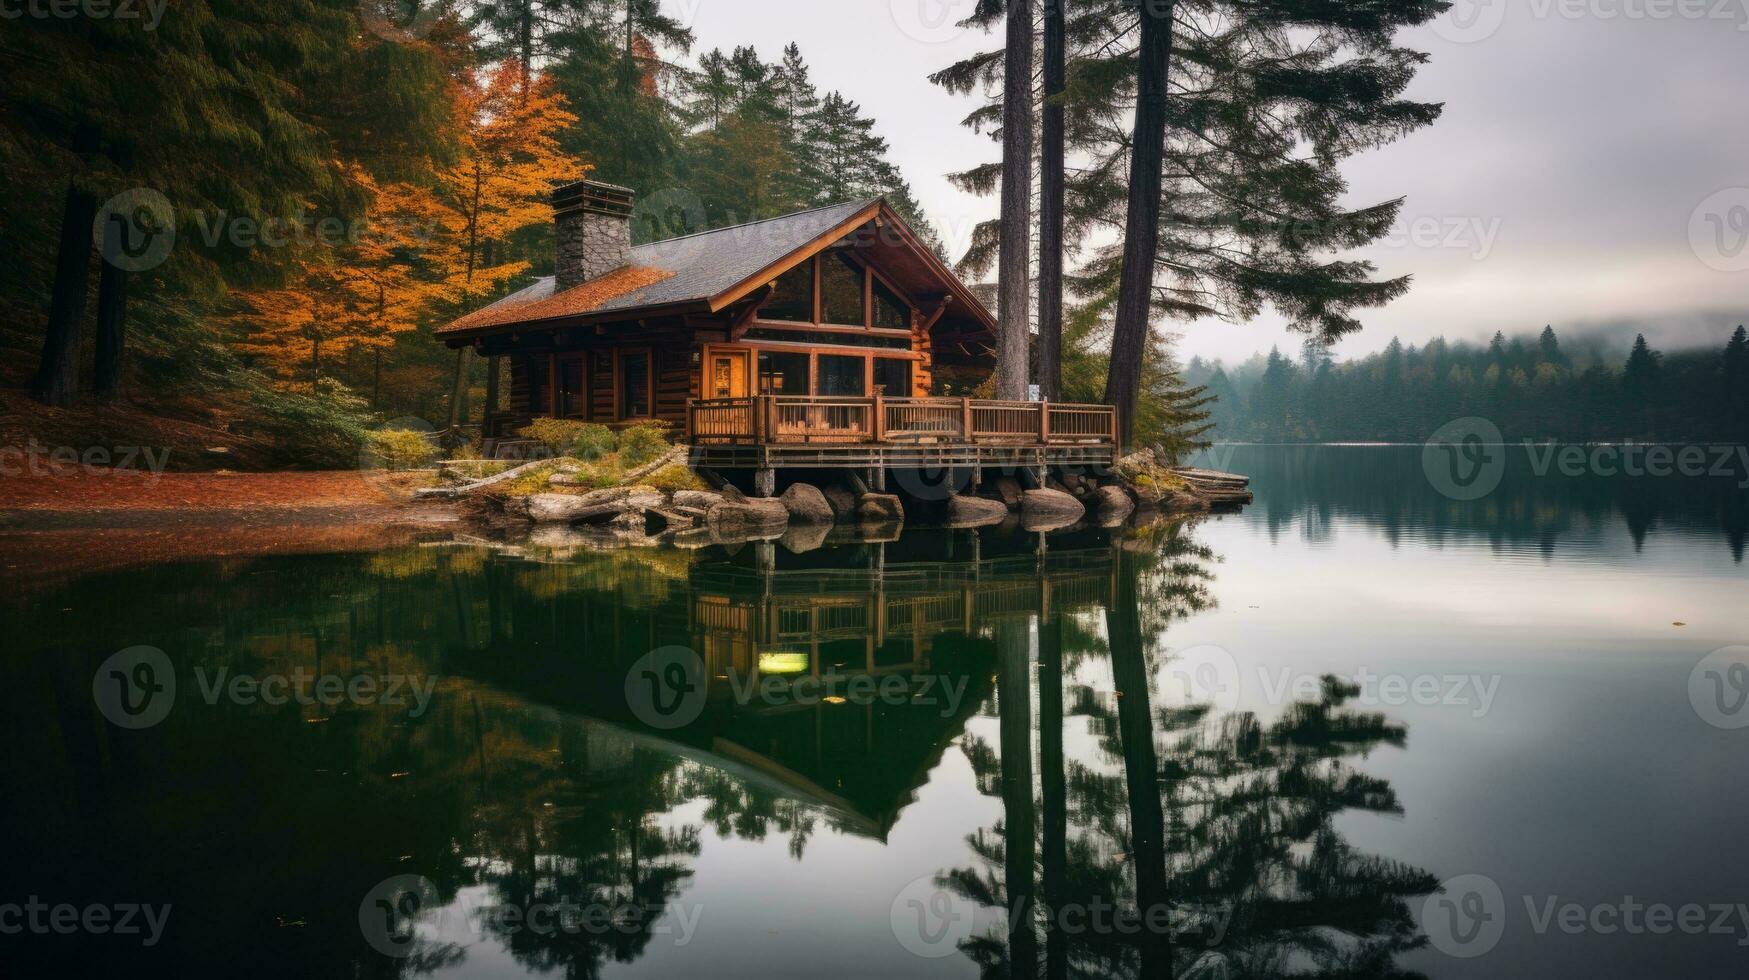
[2,445,1745,978]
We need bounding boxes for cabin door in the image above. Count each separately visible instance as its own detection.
[707,350,752,399]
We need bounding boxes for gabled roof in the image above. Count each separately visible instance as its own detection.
[438,199,998,343]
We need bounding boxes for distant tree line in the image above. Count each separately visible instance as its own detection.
[1186,326,1749,444]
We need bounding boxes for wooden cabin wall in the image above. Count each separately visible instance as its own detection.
[587,350,614,421]
[654,346,693,429]
[508,352,547,415]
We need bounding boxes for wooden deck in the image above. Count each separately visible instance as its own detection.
[685,395,1119,471]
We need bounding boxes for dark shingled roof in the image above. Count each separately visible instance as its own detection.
[439,199,877,336]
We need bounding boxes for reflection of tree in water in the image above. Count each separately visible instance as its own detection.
[945,522,1437,979]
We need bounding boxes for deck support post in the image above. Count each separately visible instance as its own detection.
[753,468,776,498]
[869,467,886,492]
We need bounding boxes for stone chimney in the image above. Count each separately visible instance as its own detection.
[553,179,635,291]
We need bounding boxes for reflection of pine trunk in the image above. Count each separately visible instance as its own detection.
[1037,0,1067,402]
[1039,615,1069,980]
[32,173,99,406]
[1107,551,1172,977]
[1104,0,1176,449]
[997,621,1038,976]
[93,225,128,403]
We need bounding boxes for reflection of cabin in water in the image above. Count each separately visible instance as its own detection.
[439,180,1118,488]
[469,532,1120,836]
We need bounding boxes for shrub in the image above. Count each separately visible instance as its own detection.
[518,419,587,455]
[644,464,708,492]
[617,421,672,468]
[246,378,373,469]
[364,428,441,471]
[571,423,616,461]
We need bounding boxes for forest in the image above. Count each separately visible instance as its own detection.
[2,0,1454,466]
[0,1,937,465]
[1187,326,1749,444]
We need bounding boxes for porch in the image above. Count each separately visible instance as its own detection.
[685,395,1119,473]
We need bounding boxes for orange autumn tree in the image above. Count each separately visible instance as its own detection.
[427,61,583,431]
[233,168,444,396]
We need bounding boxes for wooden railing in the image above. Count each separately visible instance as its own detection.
[687,395,1117,448]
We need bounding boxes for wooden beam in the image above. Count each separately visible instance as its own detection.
[707,204,883,312]
[728,285,773,341]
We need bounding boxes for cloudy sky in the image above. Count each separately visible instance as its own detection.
[671,0,1749,364]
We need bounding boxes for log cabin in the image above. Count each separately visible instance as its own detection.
[439,179,1116,492]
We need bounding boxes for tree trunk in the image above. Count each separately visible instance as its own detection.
[485,354,501,419]
[93,217,129,403]
[995,0,1036,401]
[997,620,1038,976]
[31,176,100,406]
[1107,549,1172,976]
[1038,614,1069,980]
[1103,0,1176,450]
[372,348,383,409]
[1037,0,1068,403]
[448,346,473,440]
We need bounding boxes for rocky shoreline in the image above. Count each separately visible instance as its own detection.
[421,448,1252,550]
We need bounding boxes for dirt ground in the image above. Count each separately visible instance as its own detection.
[0,468,463,584]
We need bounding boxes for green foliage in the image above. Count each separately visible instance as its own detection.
[617,421,672,468]
[571,423,616,461]
[518,418,590,454]
[364,428,441,471]
[244,379,375,470]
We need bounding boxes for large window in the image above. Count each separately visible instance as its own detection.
[873,278,909,330]
[818,354,866,396]
[873,358,912,397]
[762,262,813,322]
[820,252,866,326]
[619,351,651,419]
[758,351,810,395]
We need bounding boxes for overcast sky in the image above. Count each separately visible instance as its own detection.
[670,0,1749,365]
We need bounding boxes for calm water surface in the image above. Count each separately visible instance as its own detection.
[3,446,1745,978]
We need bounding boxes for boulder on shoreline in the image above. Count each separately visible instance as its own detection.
[857,493,904,524]
[1020,488,1085,531]
[706,497,790,536]
[945,494,1009,528]
[1092,485,1135,523]
[779,483,835,526]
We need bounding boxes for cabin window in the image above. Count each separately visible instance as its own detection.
[873,358,912,397]
[758,351,810,396]
[761,262,813,322]
[820,252,866,326]
[618,350,651,418]
[818,354,866,396]
[557,356,585,418]
[872,278,909,331]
